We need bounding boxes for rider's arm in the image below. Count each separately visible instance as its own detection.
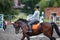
[29,11,40,20]
[29,11,37,19]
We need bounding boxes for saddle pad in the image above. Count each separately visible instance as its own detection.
[32,23,39,29]
[26,23,40,30]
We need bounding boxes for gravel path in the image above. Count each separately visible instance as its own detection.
[0,25,60,40]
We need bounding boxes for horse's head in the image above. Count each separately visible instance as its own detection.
[13,21,22,34]
[13,18,28,34]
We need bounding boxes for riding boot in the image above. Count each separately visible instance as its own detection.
[28,23,32,32]
[29,25,32,32]
[27,20,37,32]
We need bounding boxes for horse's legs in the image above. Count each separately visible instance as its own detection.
[21,32,30,40]
[21,33,26,40]
[44,33,56,40]
[44,31,56,40]
[3,25,6,31]
[26,35,30,40]
[21,35,25,40]
[49,37,56,40]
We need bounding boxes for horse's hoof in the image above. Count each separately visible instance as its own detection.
[26,31,32,33]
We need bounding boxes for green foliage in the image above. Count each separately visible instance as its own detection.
[21,0,60,15]
[1,0,60,16]
[39,0,49,11]
[49,0,55,7]
[0,0,19,15]
[38,0,49,16]
[22,0,29,3]
[44,18,49,22]
[21,0,41,14]
[38,0,60,14]
[53,1,58,7]
[56,0,60,7]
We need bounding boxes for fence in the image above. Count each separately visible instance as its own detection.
[55,16,60,26]
[4,15,19,25]
[49,16,60,26]
[0,14,4,28]
[4,15,15,21]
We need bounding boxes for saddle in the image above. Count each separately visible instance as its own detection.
[26,21,40,30]
[32,21,39,24]
[32,23,40,29]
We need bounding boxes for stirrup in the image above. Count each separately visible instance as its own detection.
[28,31,32,32]
[26,31,32,33]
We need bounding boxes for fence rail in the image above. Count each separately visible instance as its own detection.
[55,16,60,26]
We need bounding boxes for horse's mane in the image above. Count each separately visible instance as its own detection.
[16,18,28,23]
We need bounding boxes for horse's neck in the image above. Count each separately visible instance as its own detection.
[22,20,28,24]
[20,21,27,30]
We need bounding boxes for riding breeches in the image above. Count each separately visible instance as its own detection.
[28,20,38,31]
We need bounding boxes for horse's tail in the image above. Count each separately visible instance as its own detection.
[51,22,60,37]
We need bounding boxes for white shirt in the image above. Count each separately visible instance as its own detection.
[29,10,40,21]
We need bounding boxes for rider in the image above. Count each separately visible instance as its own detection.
[28,4,40,32]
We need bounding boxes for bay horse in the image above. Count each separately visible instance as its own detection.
[13,18,60,40]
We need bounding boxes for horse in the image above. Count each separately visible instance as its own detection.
[13,18,60,40]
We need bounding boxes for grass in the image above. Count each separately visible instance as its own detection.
[44,18,49,22]
[12,12,27,22]
[12,11,50,22]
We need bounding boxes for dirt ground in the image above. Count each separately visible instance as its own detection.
[0,25,60,40]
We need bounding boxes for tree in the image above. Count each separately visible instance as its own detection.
[49,0,55,7]
[57,0,60,7]
[21,0,41,14]
[53,1,58,7]
[38,0,49,15]
[0,0,19,15]
[21,0,60,15]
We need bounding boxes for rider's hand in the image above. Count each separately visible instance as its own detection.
[28,19,30,21]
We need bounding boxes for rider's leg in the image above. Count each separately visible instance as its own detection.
[28,21,32,32]
[28,20,38,32]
